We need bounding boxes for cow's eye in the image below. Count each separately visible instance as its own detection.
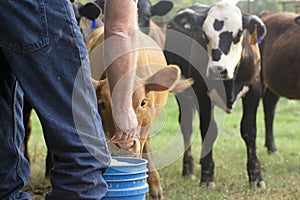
[144,15,150,21]
[141,99,147,108]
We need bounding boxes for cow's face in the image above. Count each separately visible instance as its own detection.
[72,1,103,42]
[138,0,173,34]
[171,2,266,81]
[138,0,152,29]
[203,2,244,80]
[93,65,187,157]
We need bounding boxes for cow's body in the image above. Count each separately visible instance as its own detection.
[147,20,166,49]
[164,2,266,187]
[88,27,192,199]
[259,12,300,152]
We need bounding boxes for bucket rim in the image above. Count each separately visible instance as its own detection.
[109,156,148,167]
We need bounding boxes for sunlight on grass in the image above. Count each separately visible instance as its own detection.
[26,95,300,199]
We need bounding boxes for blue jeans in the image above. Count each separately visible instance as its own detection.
[0,0,111,199]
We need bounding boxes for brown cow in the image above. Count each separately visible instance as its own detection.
[147,20,166,49]
[88,27,193,199]
[259,12,300,152]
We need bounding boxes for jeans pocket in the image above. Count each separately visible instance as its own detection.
[0,0,49,53]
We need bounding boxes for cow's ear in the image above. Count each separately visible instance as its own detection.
[145,65,180,91]
[92,79,99,90]
[151,1,173,16]
[92,79,108,91]
[94,0,105,14]
[79,2,102,20]
[172,7,207,33]
[243,13,267,45]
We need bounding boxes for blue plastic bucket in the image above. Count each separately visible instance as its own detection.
[103,157,149,200]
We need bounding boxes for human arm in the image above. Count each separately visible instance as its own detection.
[104,0,138,143]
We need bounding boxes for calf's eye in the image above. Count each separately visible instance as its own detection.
[141,99,147,108]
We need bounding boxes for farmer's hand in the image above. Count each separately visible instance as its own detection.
[111,105,138,143]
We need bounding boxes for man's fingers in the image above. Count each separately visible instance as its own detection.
[111,127,137,142]
[111,131,123,142]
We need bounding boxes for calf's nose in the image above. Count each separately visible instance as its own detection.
[207,66,228,79]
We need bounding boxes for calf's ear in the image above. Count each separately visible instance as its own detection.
[243,14,267,45]
[171,6,208,33]
[145,65,180,91]
[151,1,173,16]
[79,2,102,20]
[92,79,107,91]
[92,79,99,90]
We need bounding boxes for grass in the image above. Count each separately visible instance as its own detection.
[24,94,300,199]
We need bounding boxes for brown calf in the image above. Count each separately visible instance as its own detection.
[88,27,192,199]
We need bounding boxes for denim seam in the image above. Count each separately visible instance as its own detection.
[62,0,76,37]
[12,81,26,189]
[0,0,49,53]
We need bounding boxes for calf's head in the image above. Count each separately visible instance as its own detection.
[93,65,191,157]
[172,1,266,80]
[72,0,104,42]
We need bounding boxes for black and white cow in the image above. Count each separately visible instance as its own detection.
[164,1,267,187]
[138,0,173,48]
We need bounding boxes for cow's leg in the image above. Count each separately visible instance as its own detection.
[262,88,279,153]
[175,93,195,177]
[199,95,217,187]
[143,138,162,199]
[23,98,32,163]
[241,81,265,189]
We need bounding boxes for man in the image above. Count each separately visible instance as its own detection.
[0,1,112,199]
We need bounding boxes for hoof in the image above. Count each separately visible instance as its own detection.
[183,174,196,180]
[182,165,194,177]
[200,181,215,188]
[149,190,163,199]
[267,149,278,154]
[265,143,277,154]
[250,180,266,190]
[149,185,163,199]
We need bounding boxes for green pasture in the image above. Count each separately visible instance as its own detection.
[24,93,300,199]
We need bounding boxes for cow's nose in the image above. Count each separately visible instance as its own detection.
[207,66,228,79]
